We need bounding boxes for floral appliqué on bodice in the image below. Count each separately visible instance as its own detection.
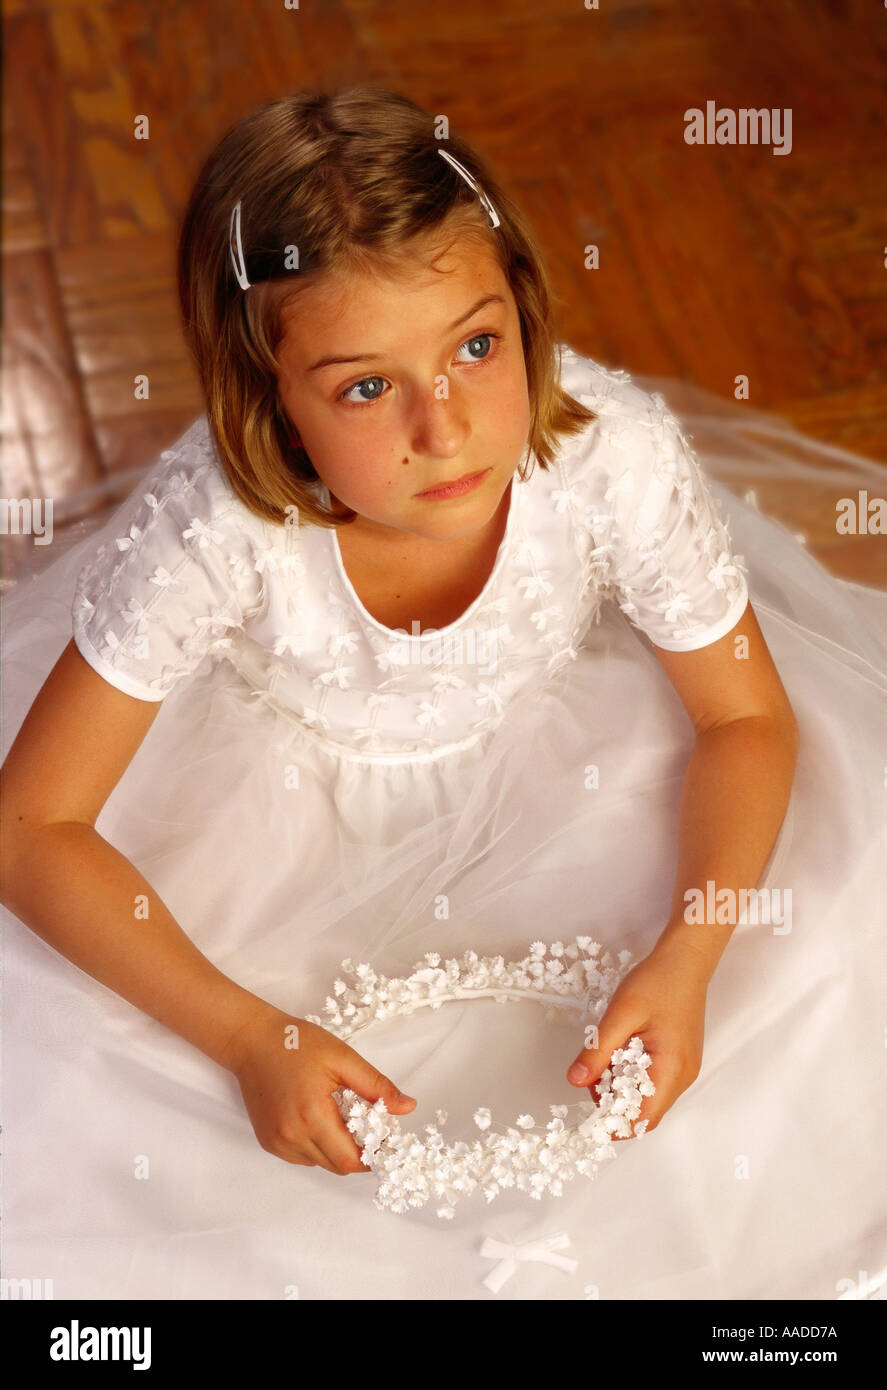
[72,349,749,762]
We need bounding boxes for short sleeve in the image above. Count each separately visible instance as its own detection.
[72,464,249,701]
[604,400,749,651]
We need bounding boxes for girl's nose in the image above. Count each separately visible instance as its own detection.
[409,395,466,455]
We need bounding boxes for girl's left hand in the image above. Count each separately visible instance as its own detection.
[566,936,709,1137]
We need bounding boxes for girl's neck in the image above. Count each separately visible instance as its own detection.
[332,478,514,633]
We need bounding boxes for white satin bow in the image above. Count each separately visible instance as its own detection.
[480,1230,578,1293]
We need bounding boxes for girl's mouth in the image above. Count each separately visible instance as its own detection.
[414,468,490,500]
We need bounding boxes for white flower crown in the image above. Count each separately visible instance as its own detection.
[305,937,655,1219]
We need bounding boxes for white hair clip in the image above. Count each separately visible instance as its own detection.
[228,199,251,290]
[437,147,501,228]
[228,149,500,291]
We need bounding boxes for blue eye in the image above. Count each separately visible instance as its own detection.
[341,376,386,405]
[338,332,501,407]
[455,333,496,363]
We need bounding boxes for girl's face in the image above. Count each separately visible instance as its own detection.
[274,234,531,547]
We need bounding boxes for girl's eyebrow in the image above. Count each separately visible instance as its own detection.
[305,293,506,373]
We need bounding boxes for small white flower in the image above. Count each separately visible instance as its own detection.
[663,591,694,624]
[148,566,182,591]
[329,629,360,657]
[115,524,142,553]
[708,551,741,591]
[316,665,356,691]
[551,485,579,513]
[301,707,331,732]
[182,517,224,549]
[517,572,555,601]
[474,683,505,715]
[415,701,445,729]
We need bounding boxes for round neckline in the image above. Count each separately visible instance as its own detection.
[325,471,523,641]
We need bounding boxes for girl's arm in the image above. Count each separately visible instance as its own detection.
[567,601,799,1131]
[0,639,268,1070]
[1,640,417,1172]
[653,709,799,981]
[650,598,799,976]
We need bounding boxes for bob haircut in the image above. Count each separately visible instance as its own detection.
[177,85,597,529]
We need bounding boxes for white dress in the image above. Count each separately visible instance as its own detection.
[2,345,885,1300]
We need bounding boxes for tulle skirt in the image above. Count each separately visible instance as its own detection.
[3,386,886,1300]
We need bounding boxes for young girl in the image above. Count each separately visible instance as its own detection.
[2,86,886,1301]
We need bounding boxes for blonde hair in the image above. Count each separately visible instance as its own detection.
[177,85,596,529]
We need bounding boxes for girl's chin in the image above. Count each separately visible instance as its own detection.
[323,473,510,542]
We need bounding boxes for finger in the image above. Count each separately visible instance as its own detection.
[335,1051,418,1114]
[628,1056,690,1135]
[302,1137,343,1173]
[610,1055,680,1142]
[272,1134,335,1171]
[567,1013,638,1094]
[567,1013,658,1142]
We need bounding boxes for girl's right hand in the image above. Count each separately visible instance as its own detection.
[222,1005,418,1174]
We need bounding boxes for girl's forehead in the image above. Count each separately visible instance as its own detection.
[318,226,500,294]
[279,243,511,351]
